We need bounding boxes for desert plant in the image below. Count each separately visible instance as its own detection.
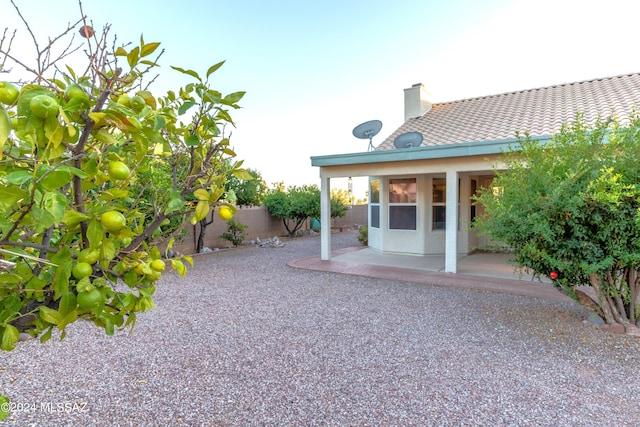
[221,218,247,247]
[357,226,368,246]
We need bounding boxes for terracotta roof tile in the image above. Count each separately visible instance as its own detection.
[376,73,640,151]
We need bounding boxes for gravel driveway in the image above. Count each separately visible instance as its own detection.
[1,231,639,426]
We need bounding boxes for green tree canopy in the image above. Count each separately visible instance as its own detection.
[226,167,267,207]
[0,8,247,354]
[264,184,346,237]
[474,113,640,327]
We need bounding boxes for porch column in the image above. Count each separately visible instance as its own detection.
[320,176,331,260]
[445,169,458,273]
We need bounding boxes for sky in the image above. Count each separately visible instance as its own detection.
[3,0,640,199]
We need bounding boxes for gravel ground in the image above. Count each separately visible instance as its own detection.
[1,231,640,426]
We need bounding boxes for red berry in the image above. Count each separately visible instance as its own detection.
[550,272,558,280]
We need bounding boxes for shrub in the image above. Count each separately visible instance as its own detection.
[357,226,368,246]
[221,219,248,247]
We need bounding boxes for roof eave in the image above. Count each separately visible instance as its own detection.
[311,135,552,167]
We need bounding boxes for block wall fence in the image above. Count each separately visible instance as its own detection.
[169,205,368,254]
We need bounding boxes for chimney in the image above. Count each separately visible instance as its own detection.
[404,83,433,122]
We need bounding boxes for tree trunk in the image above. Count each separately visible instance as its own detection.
[589,273,617,324]
[196,212,215,253]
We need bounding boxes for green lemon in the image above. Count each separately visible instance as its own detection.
[150,259,166,272]
[129,95,146,112]
[65,84,89,102]
[134,262,147,275]
[0,81,19,105]
[77,289,103,309]
[100,211,126,232]
[72,262,93,280]
[78,248,100,265]
[29,94,60,119]
[107,161,130,181]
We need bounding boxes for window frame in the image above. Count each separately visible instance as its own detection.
[388,177,417,230]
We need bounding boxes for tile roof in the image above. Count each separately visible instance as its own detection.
[376,73,640,151]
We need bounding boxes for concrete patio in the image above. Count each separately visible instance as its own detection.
[289,246,572,302]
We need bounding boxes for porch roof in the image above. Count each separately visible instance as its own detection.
[311,135,549,168]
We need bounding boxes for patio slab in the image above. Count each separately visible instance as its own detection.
[288,247,573,302]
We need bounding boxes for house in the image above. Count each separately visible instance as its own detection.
[311,73,640,273]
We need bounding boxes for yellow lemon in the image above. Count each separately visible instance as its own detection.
[218,206,233,221]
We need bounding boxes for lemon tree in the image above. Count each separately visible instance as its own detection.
[0,6,252,356]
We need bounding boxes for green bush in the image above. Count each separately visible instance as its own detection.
[357,226,368,246]
[221,219,248,247]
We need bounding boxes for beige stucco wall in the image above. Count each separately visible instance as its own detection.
[168,205,368,255]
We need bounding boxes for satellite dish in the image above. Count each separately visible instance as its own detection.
[353,120,382,151]
[393,131,423,149]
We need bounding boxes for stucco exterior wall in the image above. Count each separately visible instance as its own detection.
[366,173,485,256]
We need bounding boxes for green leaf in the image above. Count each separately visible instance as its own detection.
[206,61,225,78]
[0,325,19,351]
[140,42,161,57]
[59,165,90,179]
[114,47,128,57]
[153,115,166,131]
[99,189,130,201]
[171,259,187,278]
[62,210,90,228]
[185,134,199,146]
[170,66,201,81]
[223,91,245,105]
[105,318,114,336]
[0,393,9,420]
[87,220,104,249]
[127,46,140,68]
[194,200,209,221]
[178,101,196,115]
[53,260,72,299]
[165,198,185,215]
[0,274,22,285]
[39,306,62,326]
[100,238,116,263]
[94,129,121,145]
[31,208,55,232]
[38,170,72,191]
[0,185,28,208]
[39,326,53,343]
[59,291,77,317]
[4,170,32,185]
[232,168,255,180]
[193,188,209,201]
[65,64,77,79]
[43,191,68,223]
[140,60,158,67]
[0,106,9,159]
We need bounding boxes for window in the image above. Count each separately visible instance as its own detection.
[432,178,446,230]
[389,178,416,230]
[370,180,380,228]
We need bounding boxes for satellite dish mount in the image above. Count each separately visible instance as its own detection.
[352,120,383,151]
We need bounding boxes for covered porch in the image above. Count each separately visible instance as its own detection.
[311,139,520,273]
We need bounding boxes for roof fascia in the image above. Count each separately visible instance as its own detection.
[311,135,552,167]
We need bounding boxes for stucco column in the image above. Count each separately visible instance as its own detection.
[445,169,458,273]
[320,175,331,260]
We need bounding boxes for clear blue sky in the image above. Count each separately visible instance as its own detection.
[4,0,640,198]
